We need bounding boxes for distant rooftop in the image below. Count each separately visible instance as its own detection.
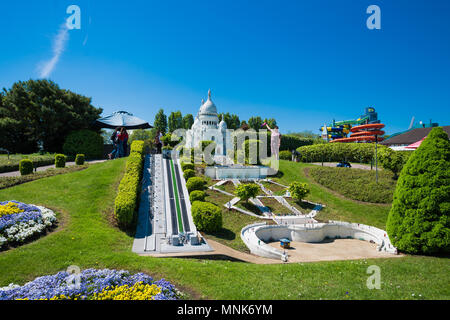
[381,126,450,146]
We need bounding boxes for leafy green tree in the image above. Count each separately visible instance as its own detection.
[154,109,167,134]
[168,111,183,132]
[234,183,260,203]
[182,114,194,129]
[240,120,249,131]
[128,129,156,152]
[0,79,102,153]
[263,118,277,128]
[230,114,240,129]
[248,116,263,131]
[386,127,450,254]
[288,182,310,201]
[378,148,412,179]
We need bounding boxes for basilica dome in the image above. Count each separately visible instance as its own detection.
[199,89,217,115]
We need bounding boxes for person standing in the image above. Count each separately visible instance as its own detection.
[117,127,129,158]
[108,127,120,160]
[155,130,163,154]
[265,123,281,160]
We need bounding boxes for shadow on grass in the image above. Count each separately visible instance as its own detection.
[206,227,236,241]
[236,202,262,215]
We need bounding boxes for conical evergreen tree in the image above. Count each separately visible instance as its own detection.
[387,127,450,254]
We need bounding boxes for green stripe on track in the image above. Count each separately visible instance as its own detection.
[169,159,184,233]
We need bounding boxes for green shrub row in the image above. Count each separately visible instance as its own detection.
[0,154,55,174]
[279,150,292,160]
[114,140,145,227]
[297,143,389,164]
[62,129,104,159]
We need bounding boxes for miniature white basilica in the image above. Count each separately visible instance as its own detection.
[185,89,232,156]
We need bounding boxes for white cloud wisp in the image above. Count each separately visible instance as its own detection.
[38,24,69,78]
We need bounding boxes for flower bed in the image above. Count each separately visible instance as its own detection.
[0,268,180,300]
[0,201,57,249]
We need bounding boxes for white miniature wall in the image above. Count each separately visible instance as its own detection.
[241,221,397,261]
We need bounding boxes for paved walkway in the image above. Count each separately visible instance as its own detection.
[268,239,402,263]
[0,160,106,177]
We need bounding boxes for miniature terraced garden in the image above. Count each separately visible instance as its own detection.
[0,159,448,299]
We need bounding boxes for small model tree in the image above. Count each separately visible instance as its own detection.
[288,182,310,202]
[386,127,450,254]
[234,184,260,203]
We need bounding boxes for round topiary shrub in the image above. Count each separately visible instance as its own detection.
[279,150,292,160]
[181,162,194,172]
[186,177,206,193]
[19,159,33,175]
[63,129,104,160]
[191,201,222,233]
[183,169,195,180]
[189,190,206,202]
[75,154,85,165]
[386,127,450,254]
[55,154,66,168]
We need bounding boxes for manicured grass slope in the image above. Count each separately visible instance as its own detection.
[274,161,391,229]
[309,166,396,203]
[0,159,448,299]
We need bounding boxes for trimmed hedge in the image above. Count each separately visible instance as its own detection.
[19,159,33,176]
[183,169,195,180]
[114,140,145,227]
[191,201,222,232]
[297,143,388,164]
[0,154,55,174]
[189,190,206,202]
[186,177,207,193]
[63,129,103,159]
[130,140,145,154]
[181,162,194,172]
[279,150,292,160]
[75,154,85,165]
[55,154,66,168]
[386,127,450,254]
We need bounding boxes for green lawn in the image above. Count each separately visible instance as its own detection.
[0,164,88,190]
[0,159,448,299]
[308,166,396,203]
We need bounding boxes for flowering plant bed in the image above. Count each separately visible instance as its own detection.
[0,268,181,300]
[0,201,57,249]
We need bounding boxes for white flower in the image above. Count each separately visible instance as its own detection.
[1,205,57,247]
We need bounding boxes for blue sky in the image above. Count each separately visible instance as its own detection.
[1,0,449,135]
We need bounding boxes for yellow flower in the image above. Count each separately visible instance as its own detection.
[0,202,24,217]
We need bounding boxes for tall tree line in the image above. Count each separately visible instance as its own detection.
[154,108,277,133]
